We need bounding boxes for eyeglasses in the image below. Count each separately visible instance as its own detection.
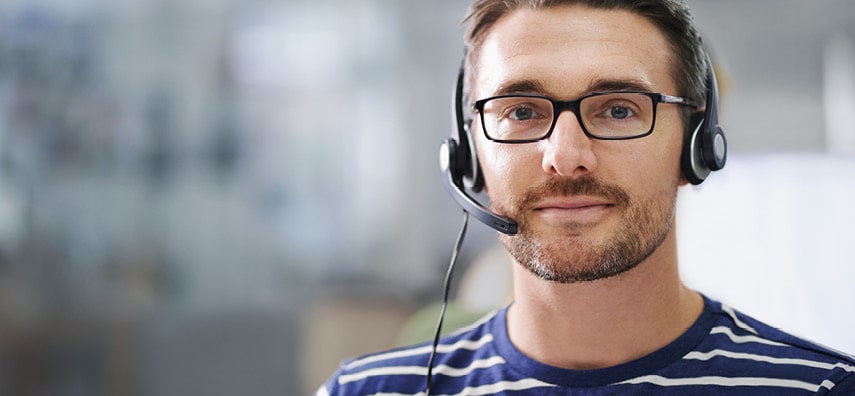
[473,91,698,143]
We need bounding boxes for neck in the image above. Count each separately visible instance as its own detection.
[506,229,703,370]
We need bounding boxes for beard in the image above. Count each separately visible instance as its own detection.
[494,175,677,283]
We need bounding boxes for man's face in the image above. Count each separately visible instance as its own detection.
[472,5,686,283]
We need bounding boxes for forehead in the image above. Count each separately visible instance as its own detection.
[473,5,677,99]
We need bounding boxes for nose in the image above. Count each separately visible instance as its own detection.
[541,110,598,177]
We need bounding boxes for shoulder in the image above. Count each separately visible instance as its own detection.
[701,296,855,393]
[317,308,503,396]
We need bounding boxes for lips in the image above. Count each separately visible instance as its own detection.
[533,196,614,211]
[529,196,616,224]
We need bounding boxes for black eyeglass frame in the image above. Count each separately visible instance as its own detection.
[472,91,699,144]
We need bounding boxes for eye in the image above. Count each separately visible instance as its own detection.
[589,95,645,121]
[497,98,551,122]
[606,105,633,119]
[510,106,535,121]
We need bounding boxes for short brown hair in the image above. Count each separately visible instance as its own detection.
[463,0,706,109]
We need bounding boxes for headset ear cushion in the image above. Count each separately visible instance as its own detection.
[467,161,484,192]
[465,139,485,192]
[681,112,710,185]
[443,135,484,192]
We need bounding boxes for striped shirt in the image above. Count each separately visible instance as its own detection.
[317,295,855,395]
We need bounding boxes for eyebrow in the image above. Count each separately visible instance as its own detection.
[489,77,657,99]
[493,79,548,96]
[588,78,655,93]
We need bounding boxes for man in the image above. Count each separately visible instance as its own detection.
[318,0,855,394]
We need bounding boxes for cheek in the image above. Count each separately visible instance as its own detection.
[655,123,687,183]
[622,131,684,194]
[476,141,530,197]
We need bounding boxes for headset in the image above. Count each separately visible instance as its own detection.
[681,53,728,185]
[439,63,518,235]
[439,51,727,234]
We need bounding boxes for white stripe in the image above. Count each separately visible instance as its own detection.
[340,356,506,385]
[721,304,757,334]
[368,378,557,396]
[314,385,330,396]
[685,349,846,370]
[345,335,494,370]
[340,365,426,384]
[437,378,557,396]
[620,375,825,392]
[369,393,424,396]
[710,326,788,347]
[432,356,506,377]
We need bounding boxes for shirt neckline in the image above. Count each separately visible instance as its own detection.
[490,294,717,387]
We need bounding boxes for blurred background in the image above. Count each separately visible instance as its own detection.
[0,0,853,395]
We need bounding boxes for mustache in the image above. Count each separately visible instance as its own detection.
[516,175,631,210]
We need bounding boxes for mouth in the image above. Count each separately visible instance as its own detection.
[513,176,630,228]
[534,196,614,210]
[531,196,616,223]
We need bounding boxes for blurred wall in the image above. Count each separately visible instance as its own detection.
[0,0,852,395]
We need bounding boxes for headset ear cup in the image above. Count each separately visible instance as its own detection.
[463,125,485,192]
[681,112,710,185]
[440,138,460,180]
[703,125,727,171]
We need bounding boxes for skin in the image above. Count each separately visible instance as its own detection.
[472,5,704,370]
